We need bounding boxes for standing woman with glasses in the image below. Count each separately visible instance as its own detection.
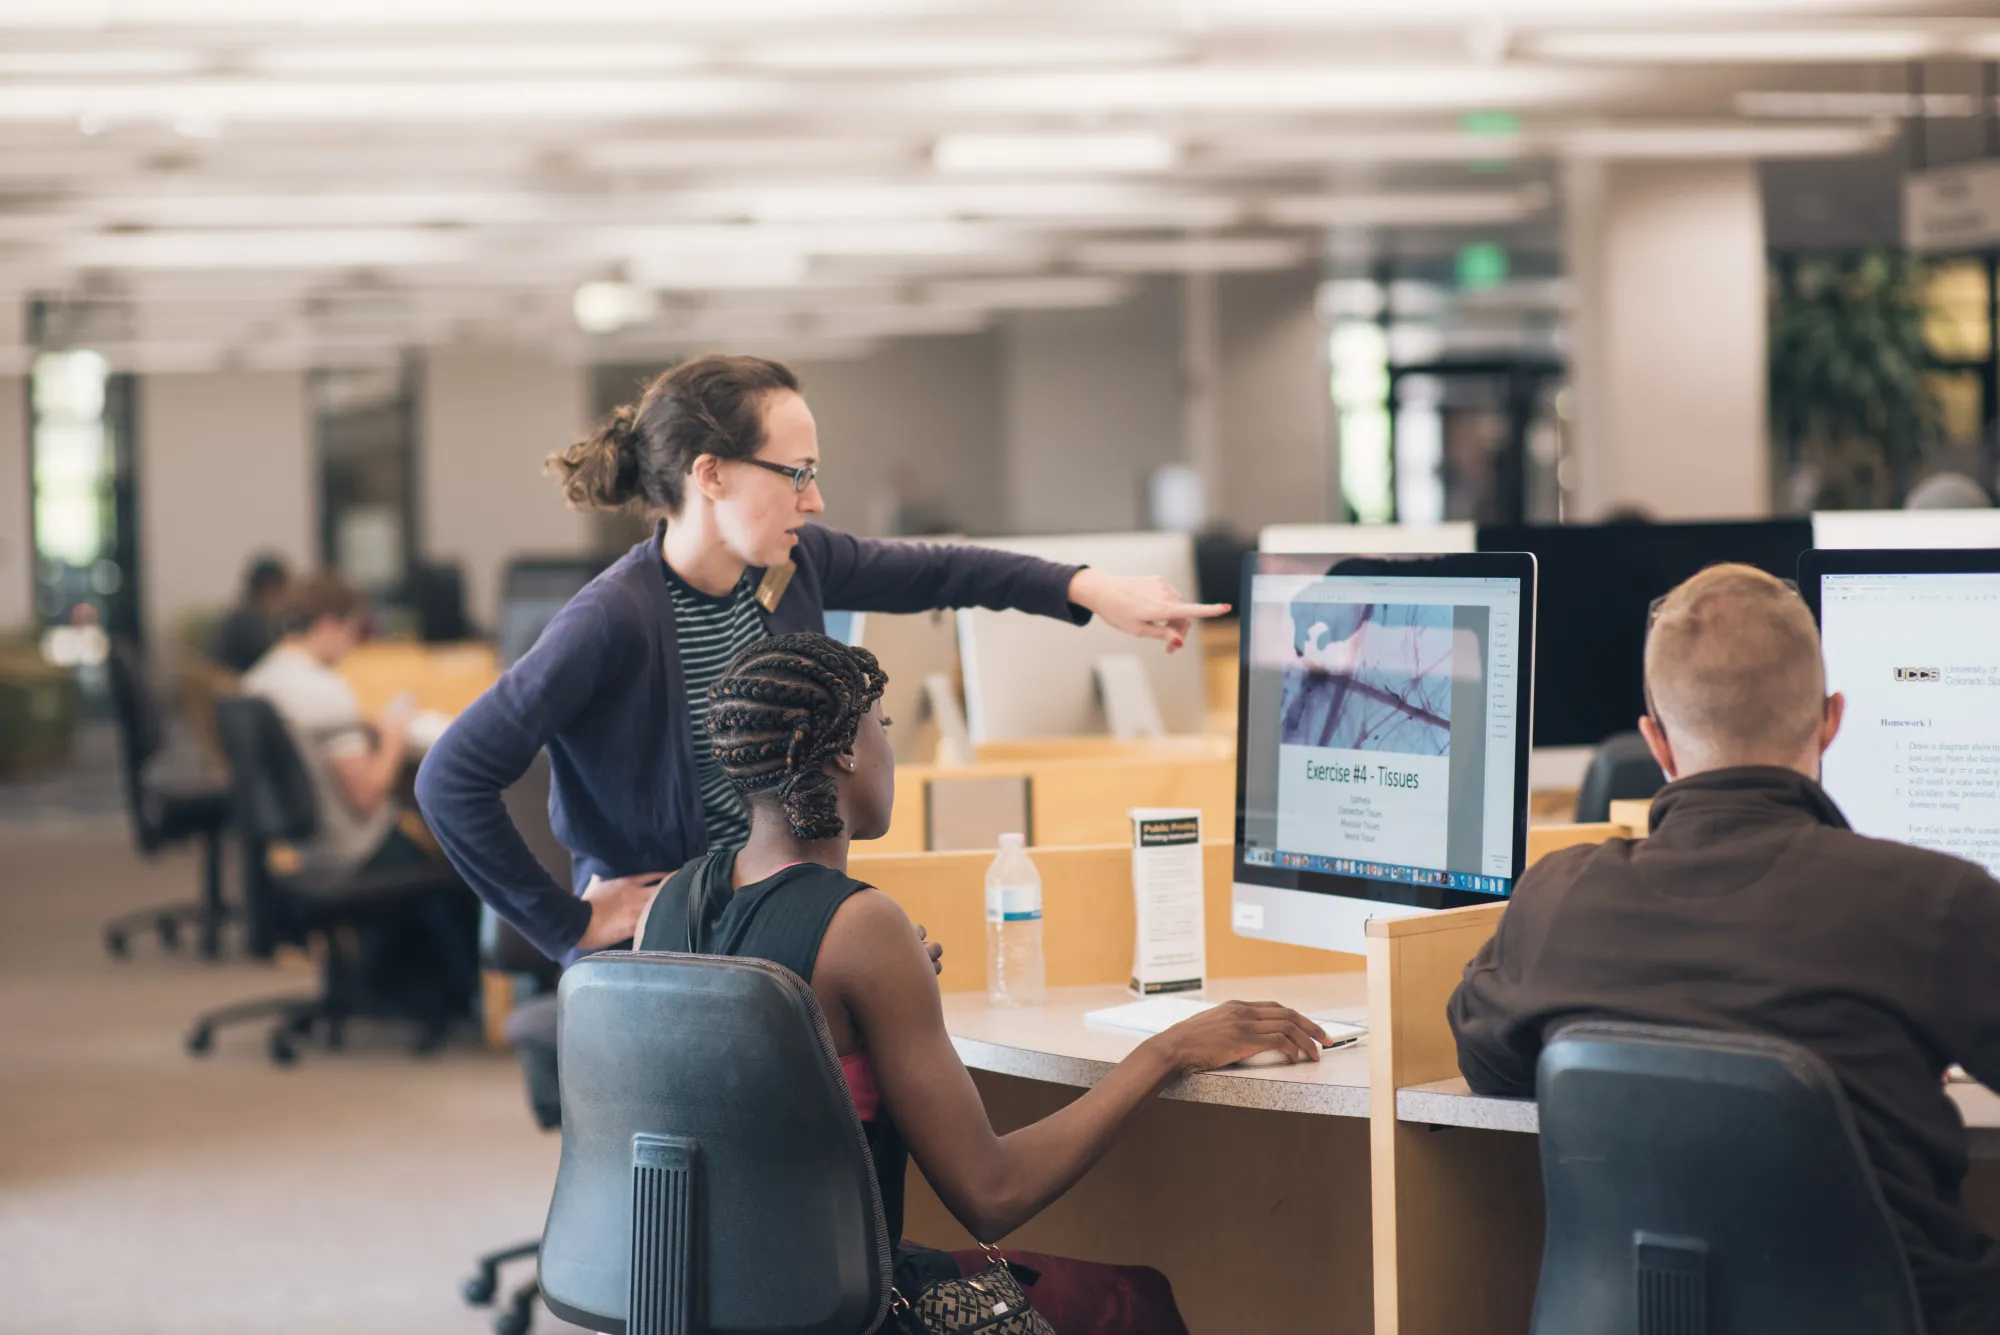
[416,354,1228,963]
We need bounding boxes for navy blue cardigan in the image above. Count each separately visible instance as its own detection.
[415,524,1085,961]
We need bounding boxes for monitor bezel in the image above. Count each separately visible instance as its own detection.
[1231,550,1538,914]
[1798,546,2000,626]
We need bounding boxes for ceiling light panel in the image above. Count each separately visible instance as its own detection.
[930,64,1625,115]
[1562,120,1895,157]
[934,132,1178,175]
[1262,186,1549,227]
[1072,236,1308,273]
[1526,28,1944,62]
[0,0,954,27]
[0,77,782,123]
[744,35,1188,71]
[250,42,702,75]
[1736,90,1980,118]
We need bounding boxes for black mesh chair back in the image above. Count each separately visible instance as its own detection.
[1574,730,1666,823]
[212,695,321,956]
[107,638,166,844]
[1533,1023,1923,1335]
[540,953,891,1335]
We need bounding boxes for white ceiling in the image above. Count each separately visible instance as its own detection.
[1,0,1993,371]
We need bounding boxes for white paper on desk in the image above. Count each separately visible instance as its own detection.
[1130,807,1204,996]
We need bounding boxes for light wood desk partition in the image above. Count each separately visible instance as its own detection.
[852,840,1347,993]
[340,640,500,718]
[877,741,1237,855]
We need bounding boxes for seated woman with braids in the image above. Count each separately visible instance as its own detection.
[635,632,1330,1334]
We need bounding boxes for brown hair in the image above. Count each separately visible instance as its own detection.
[547,354,801,514]
[276,574,364,636]
[1643,564,1825,767]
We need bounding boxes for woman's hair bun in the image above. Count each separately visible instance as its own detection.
[546,403,643,510]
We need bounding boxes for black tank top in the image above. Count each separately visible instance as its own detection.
[637,851,914,1252]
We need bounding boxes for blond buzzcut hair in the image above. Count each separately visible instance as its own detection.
[1642,564,1826,768]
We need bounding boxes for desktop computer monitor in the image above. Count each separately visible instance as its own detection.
[1477,520,1812,747]
[1232,551,1537,955]
[956,532,1208,741]
[1800,548,2000,877]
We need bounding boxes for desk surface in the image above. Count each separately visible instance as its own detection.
[941,973,1372,1118]
[1399,1073,2000,1158]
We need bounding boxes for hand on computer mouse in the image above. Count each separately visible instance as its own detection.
[1146,1000,1331,1075]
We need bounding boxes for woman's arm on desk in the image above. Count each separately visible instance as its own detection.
[818,890,1326,1243]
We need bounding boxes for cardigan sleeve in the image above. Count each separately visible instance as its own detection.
[802,526,1091,624]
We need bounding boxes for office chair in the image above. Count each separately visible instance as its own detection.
[462,749,569,1335]
[540,952,892,1335]
[187,695,473,1065]
[102,637,234,959]
[497,556,607,667]
[1573,730,1666,824]
[404,561,472,643]
[1532,1022,1923,1335]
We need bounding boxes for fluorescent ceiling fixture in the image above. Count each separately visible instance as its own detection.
[252,43,701,74]
[56,228,475,269]
[745,36,1185,70]
[0,49,204,74]
[572,279,656,334]
[934,132,1178,175]
[0,78,779,122]
[589,138,918,172]
[1178,0,1920,24]
[923,276,1132,310]
[0,0,951,27]
[1737,90,1978,119]
[1263,187,1549,228]
[1562,121,1895,158]
[933,64,1619,115]
[1074,236,1307,273]
[1526,28,1942,63]
[1208,130,1527,166]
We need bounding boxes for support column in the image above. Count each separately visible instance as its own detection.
[137,370,314,655]
[420,345,591,630]
[0,370,29,633]
[1565,159,1771,520]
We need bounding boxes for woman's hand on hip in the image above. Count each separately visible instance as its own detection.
[576,872,669,952]
[1067,568,1229,653]
[916,923,944,976]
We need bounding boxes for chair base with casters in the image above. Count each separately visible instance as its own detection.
[462,987,561,1334]
[186,862,470,1065]
[462,1239,541,1335]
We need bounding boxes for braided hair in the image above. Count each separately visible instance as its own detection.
[708,632,888,841]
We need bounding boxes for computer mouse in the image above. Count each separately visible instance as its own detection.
[1236,1044,1315,1068]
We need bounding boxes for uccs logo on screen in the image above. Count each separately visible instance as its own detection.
[1894,667,1942,682]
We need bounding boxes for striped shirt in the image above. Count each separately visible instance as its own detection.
[664,565,767,853]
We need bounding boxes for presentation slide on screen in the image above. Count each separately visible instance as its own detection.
[1269,601,1455,871]
[1822,575,2000,877]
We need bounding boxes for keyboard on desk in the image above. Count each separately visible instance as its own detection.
[1084,996,1367,1050]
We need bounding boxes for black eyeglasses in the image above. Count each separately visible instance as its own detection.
[741,457,818,493]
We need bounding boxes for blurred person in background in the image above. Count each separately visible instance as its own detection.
[418,353,1228,963]
[245,575,478,1018]
[210,554,291,674]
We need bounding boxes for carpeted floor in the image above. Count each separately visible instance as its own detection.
[0,819,584,1335]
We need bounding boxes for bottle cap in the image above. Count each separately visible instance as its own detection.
[998,832,1025,850]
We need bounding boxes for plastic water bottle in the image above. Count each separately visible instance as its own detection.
[985,833,1045,1008]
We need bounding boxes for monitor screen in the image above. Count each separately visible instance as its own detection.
[1806,552,2000,877]
[1233,553,1536,919]
[1477,520,1812,747]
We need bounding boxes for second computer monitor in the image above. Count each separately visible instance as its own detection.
[1800,547,2000,880]
[1232,551,1537,956]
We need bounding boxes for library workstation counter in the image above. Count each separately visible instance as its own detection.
[858,831,2000,1335]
